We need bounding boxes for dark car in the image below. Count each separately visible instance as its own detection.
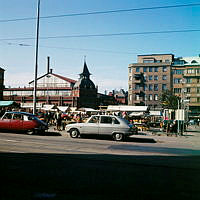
[0,111,48,134]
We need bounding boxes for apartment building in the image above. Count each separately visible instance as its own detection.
[128,54,174,110]
[0,67,5,100]
[173,56,200,119]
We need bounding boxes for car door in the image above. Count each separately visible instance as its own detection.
[99,116,116,136]
[10,113,24,131]
[0,113,13,130]
[81,116,100,135]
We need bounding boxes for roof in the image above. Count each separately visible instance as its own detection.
[29,73,76,84]
[181,56,200,66]
[0,67,5,71]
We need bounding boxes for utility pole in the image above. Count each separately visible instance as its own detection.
[33,0,40,115]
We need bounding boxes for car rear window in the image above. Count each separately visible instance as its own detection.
[100,116,112,124]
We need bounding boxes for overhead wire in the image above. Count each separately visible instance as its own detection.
[0,3,200,23]
[0,29,200,41]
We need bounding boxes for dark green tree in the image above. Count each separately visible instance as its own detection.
[159,90,180,110]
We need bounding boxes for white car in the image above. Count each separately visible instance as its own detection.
[65,115,138,141]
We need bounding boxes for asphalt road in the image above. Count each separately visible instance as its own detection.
[0,129,200,200]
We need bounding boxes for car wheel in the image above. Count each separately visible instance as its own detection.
[27,129,35,135]
[113,133,124,141]
[70,128,80,138]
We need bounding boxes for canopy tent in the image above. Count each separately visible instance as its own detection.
[78,107,97,112]
[129,112,145,117]
[149,111,162,116]
[57,106,69,112]
[107,105,148,112]
[42,104,56,111]
[0,101,17,107]
[20,103,42,109]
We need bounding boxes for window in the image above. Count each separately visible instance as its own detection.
[154,75,158,81]
[100,116,112,124]
[197,88,200,93]
[13,114,23,120]
[144,84,147,91]
[165,59,170,63]
[129,76,132,81]
[88,116,99,123]
[154,94,158,100]
[174,88,181,93]
[143,59,154,63]
[129,95,132,101]
[149,67,153,72]
[129,85,131,90]
[3,113,12,119]
[154,84,158,91]
[163,66,167,72]
[162,75,167,80]
[186,78,192,83]
[162,84,167,91]
[113,117,120,124]
[186,88,191,93]
[154,67,158,72]
[174,78,181,84]
[149,75,153,81]
[149,84,153,91]
[149,94,153,100]
[136,67,140,72]
[129,68,132,73]
[135,84,140,90]
[136,94,140,100]
[143,67,147,72]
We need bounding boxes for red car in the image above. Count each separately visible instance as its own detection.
[0,111,48,134]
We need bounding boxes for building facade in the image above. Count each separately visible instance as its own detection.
[128,54,174,110]
[172,56,200,120]
[0,67,5,100]
[3,60,115,110]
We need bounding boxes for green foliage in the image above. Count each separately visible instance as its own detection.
[159,90,180,110]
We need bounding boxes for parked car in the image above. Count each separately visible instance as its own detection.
[0,111,48,134]
[65,115,138,141]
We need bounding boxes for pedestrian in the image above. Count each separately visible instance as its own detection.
[54,110,62,131]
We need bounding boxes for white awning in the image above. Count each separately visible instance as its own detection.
[42,104,56,111]
[57,106,69,112]
[129,112,144,116]
[78,107,96,112]
[107,105,148,112]
[21,103,42,108]
[149,111,161,116]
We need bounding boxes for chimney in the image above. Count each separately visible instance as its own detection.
[47,56,50,74]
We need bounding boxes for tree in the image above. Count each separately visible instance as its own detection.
[159,90,179,110]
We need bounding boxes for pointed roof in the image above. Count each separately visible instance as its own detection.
[80,61,91,78]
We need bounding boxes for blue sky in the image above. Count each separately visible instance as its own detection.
[0,0,200,93]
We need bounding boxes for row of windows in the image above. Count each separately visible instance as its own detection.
[135,66,167,73]
[134,94,159,101]
[174,87,200,93]
[3,90,72,96]
[129,75,167,81]
[130,84,167,91]
[186,68,200,74]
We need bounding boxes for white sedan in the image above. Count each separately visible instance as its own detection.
[65,115,138,141]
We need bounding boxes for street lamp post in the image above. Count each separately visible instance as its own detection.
[33,0,40,115]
